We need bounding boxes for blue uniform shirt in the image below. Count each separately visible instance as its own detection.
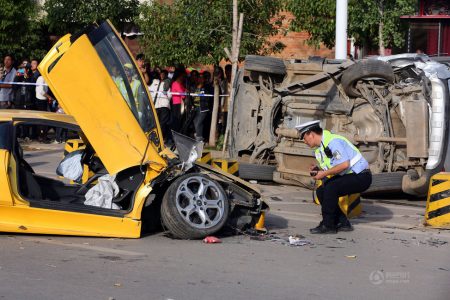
[326,138,369,174]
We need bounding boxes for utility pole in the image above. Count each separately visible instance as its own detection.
[335,0,348,59]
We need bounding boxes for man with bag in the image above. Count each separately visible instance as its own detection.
[296,120,372,234]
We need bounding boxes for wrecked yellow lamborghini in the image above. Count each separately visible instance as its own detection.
[0,21,265,239]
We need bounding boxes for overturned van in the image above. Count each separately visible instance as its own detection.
[229,54,450,196]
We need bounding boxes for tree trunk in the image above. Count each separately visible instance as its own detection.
[379,20,385,56]
[222,1,241,157]
[378,0,385,56]
[209,79,220,146]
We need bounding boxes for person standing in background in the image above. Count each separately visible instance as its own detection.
[170,68,186,133]
[136,53,150,85]
[0,54,17,109]
[149,70,172,145]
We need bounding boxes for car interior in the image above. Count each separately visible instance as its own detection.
[13,122,144,213]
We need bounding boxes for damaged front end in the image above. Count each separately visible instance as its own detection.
[149,131,267,239]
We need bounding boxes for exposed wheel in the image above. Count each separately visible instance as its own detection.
[238,163,275,181]
[363,172,405,194]
[161,173,229,239]
[341,60,394,97]
[244,55,286,75]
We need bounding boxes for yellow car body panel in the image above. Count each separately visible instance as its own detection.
[38,34,166,175]
[0,205,141,238]
[0,109,78,124]
[0,150,13,206]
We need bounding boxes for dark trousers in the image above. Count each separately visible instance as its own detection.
[171,104,182,132]
[316,171,372,228]
[193,107,208,142]
[35,100,49,140]
[56,127,67,143]
[156,107,172,143]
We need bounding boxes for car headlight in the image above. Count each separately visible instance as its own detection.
[172,130,203,171]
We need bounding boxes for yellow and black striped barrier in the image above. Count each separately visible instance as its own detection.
[197,150,212,165]
[314,180,362,218]
[64,138,85,155]
[211,158,239,176]
[425,173,450,227]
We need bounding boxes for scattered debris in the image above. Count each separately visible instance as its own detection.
[438,267,449,272]
[203,236,222,244]
[288,236,312,247]
[270,196,283,201]
[426,237,448,247]
[249,180,258,184]
[345,255,357,259]
[113,283,122,287]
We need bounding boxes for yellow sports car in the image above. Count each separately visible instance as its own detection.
[0,21,265,239]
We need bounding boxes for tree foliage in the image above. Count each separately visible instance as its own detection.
[287,0,416,51]
[0,0,47,60]
[137,0,285,66]
[44,0,140,36]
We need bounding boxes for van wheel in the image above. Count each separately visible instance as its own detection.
[244,55,286,75]
[363,172,405,194]
[238,163,275,181]
[161,173,229,239]
[341,60,394,97]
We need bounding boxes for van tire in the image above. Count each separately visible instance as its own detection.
[244,55,286,75]
[238,163,275,181]
[341,60,394,97]
[363,172,405,194]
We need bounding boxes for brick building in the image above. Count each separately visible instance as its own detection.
[401,0,450,56]
[268,12,335,60]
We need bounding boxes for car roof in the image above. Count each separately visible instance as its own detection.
[0,109,77,125]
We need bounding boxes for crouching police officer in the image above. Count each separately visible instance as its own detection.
[296,121,372,234]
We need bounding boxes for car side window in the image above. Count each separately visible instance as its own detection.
[0,123,12,150]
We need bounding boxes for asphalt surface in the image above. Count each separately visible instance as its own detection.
[1,143,449,300]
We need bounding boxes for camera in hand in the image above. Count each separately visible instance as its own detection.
[310,166,320,176]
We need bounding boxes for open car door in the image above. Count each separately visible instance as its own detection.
[39,21,166,175]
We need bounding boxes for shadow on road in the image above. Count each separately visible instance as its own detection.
[265,214,288,230]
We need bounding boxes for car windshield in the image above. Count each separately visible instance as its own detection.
[88,23,156,133]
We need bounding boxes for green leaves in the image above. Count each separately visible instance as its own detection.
[0,0,45,60]
[44,0,140,35]
[137,0,285,67]
[287,0,416,51]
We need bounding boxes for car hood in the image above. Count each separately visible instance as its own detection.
[38,21,166,174]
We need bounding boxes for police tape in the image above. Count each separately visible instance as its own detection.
[0,81,230,97]
[0,81,48,86]
[152,91,230,97]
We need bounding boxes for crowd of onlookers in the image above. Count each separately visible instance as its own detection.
[136,54,233,145]
[0,52,233,146]
[0,54,66,143]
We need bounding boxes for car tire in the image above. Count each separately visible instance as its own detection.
[363,172,405,194]
[244,55,286,75]
[161,173,229,239]
[238,163,275,181]
[341,60,394,97]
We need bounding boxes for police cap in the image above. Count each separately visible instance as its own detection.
[295,120,321,140]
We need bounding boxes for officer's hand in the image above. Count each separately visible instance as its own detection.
[313,170,326,180]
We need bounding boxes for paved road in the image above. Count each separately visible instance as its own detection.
[1,144,449,300]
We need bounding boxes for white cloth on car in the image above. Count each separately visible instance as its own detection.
[84,174,121,210]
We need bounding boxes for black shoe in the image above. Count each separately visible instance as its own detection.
[337,220,354,232]
[310,223,337,234]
